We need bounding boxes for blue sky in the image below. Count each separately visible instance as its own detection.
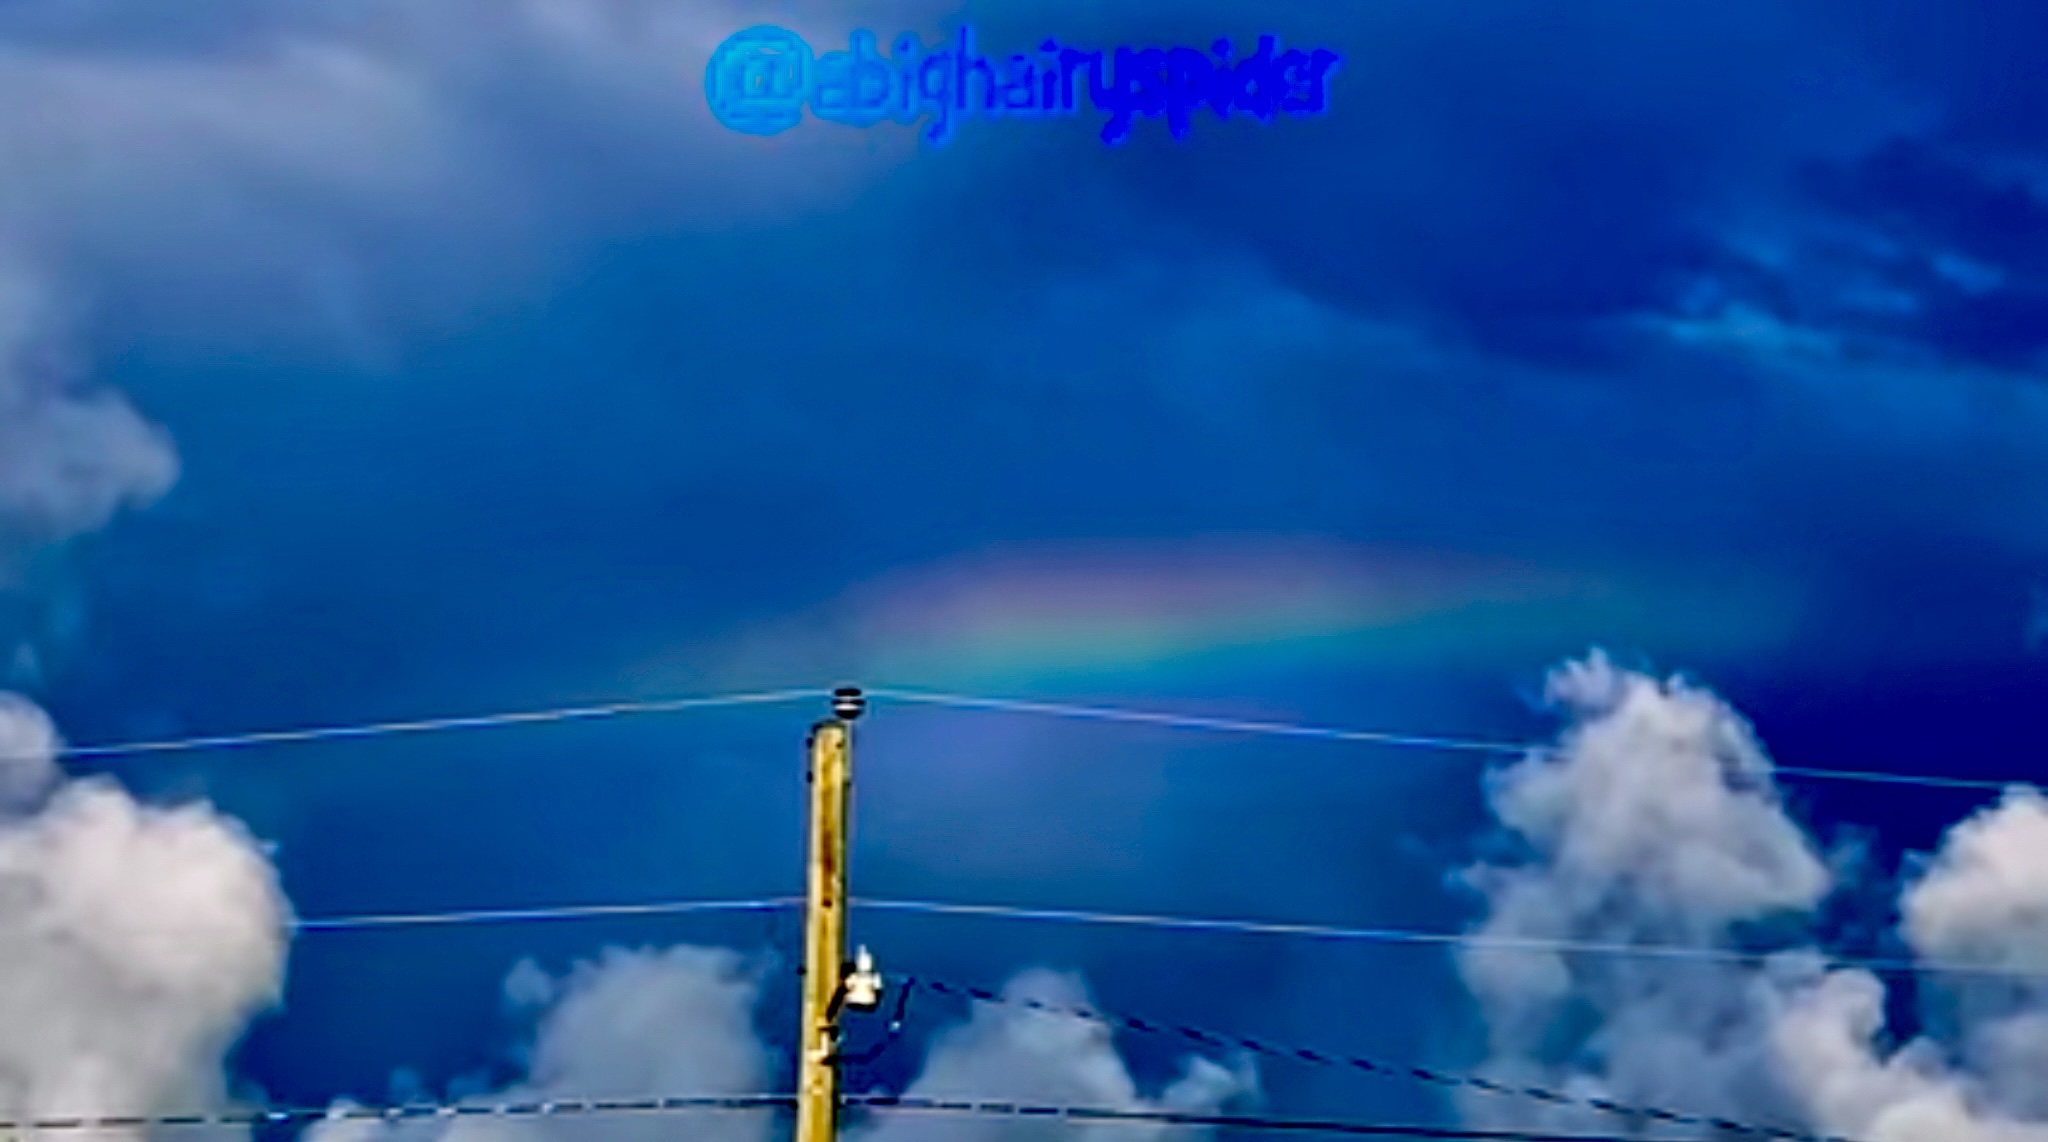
[1,0,2047,1136]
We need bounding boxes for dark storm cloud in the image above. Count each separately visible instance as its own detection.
[981,0,1900,360]
[1776,139,2048,366]
[981,0,2048,376]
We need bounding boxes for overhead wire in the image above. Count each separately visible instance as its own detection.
[294,896,799,933]
[0,1094,1850,1142]
[864,688,2037,792]
[910,978,1849,1142]
[0,1096,796,1133]
[47,687,830,765]
[0,972,1862,1142]
[25,683,2033,793]
[25,685,2039,985]
[2,678,1991,1142]
[283,893,2042,983]
[851,897,2016,980]
[868,688,1535,755]
[847,1096,1831,1142]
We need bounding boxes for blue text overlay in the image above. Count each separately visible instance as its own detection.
[705,25,1341,146]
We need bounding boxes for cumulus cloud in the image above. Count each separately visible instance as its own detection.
[1891,790,2048,1127]
[1455,651,1830,1132]
[1456,652,2048,1142]
[0,691,290,1135]
[1904,789,2048,979]
[311,946,777,1142]
[853,970,1255,1142]
[1763,966,2027,1142]
[316,958,1250,1142]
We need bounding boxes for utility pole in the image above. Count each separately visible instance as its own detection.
[797,687,879,1142]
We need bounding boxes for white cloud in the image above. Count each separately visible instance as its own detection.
[1764,967,2024,1142]
[1455,652,1831,1132]
[1457,653,2048,1142]
[309,946,777,1142]
[851,969,1255,1142]
[1893,790,2048,1126]
[1904,788,2048,979]
[506,946,775,1141]
[314,958,1251,1142]
[0,691,290,1135]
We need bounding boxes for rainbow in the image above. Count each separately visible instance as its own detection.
[814,539,1800,690]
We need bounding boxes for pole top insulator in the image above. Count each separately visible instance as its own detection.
[832,686,866,721]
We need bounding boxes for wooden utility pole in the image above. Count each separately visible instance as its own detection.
[796,687,873,1142]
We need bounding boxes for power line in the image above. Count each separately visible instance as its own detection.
[49,688,829,765]
[866,688,2036,792]
[39,683,2030,793]
[283,893,2042,983]
[911,979,1848,1142]
[853,898,1987,979]
[0,1093,1837,1142]
[849,1096,1808,1141]
[867,689,1534,755]
[0,961,1859,1142]
[0,1095,797,1132]
[294,896,798,933]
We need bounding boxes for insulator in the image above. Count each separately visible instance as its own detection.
[832,686,866,721]
[844,945,884,1012]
